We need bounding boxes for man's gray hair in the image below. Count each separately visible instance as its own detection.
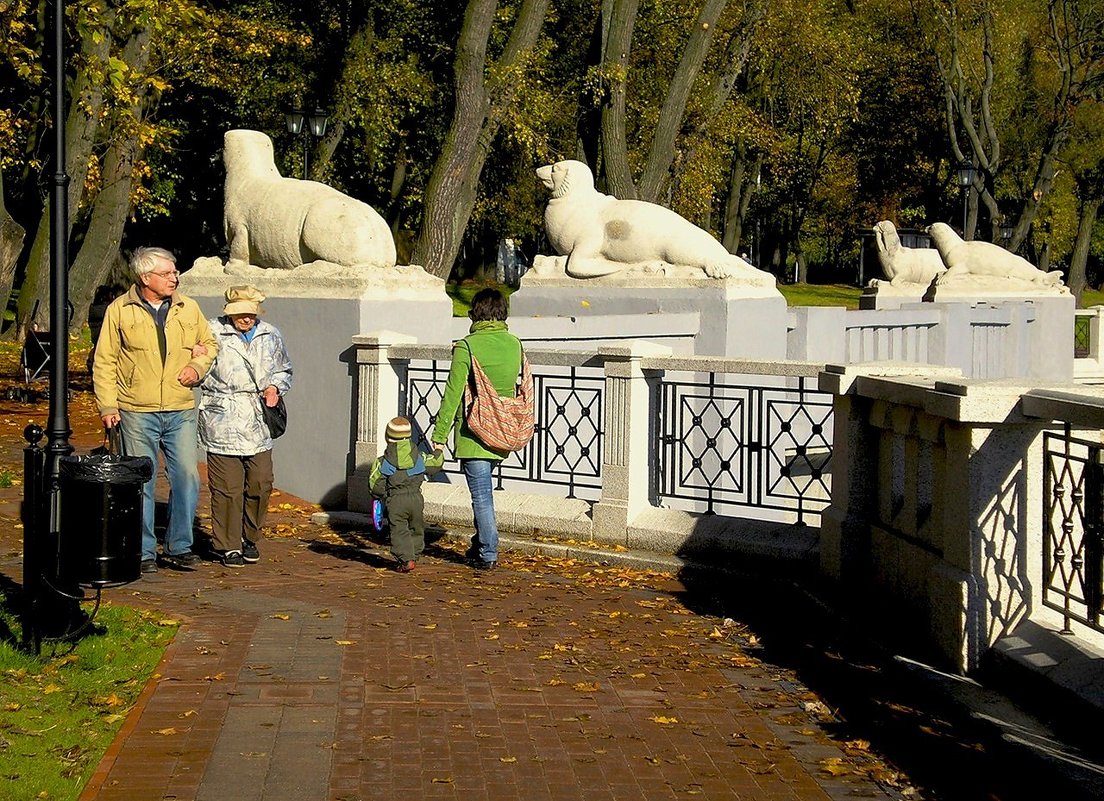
[130,246,176,276]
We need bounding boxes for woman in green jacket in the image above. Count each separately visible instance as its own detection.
[431,288,523,570]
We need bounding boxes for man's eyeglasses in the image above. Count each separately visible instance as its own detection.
[150,270,180,279]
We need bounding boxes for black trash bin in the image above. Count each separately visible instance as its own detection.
[57,452,153,587]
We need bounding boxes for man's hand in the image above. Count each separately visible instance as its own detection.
[177,365,200,387]
[432,441,445,454]
[191,343,208,358]
[102,413,121,428]
[263,385,279,407]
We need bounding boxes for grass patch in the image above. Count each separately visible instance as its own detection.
[778,283,863,308]
[1082,288,1104,307]
[0,595,176,801]
[448,279,1104,315]
[446,279,516,317]
[446,279,864,315]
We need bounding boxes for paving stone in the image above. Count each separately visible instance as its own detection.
[47,472,1085,801]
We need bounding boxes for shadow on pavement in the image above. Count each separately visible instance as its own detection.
[674,563,1104,801]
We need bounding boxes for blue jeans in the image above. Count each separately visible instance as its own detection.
[462,459,498,563]
[119,409,200,561]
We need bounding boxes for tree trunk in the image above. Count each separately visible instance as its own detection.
[1009,127,1070,252]
[722,148,759,254]
[722,158,746,253]
[68,125,146,332]
[936,8,1003,244]
[0,171,26,330]
[387,140,408,234]
[1067,195,1101,303]
[14,8,117,338]
[676,5,762,177]
[68,22,153,334]
[598,0,640,199]
[412,0,551,279]
[637,0,728,202]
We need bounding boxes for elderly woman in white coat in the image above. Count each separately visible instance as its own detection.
[197,285,292,567]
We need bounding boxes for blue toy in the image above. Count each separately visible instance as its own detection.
[371,497,386,532]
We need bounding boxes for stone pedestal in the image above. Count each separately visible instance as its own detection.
[922,281,1072,303]
[509,274,788,358]
[179,257,453,506]
[860,281,930,310]
[921,291,1075,382]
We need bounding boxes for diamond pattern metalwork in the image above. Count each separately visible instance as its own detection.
[1074,314,1092,359]
[658,375,832,523]
[402,360,603,500]
[1042,429,1104,634]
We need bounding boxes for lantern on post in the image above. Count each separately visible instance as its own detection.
[957,160,977,239]
[284,108,329,180]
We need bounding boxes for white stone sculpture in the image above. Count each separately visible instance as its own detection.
[928,222,1065,290]
[531,160,773,284]
[222,129,396,270]
[870,220,945,287]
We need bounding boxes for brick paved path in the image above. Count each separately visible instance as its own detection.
[68,525,902,801]
[0,369,903,801]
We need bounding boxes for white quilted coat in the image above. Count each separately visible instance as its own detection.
[198,317,293,456]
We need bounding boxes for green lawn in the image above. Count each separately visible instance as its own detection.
[446,279,866,313]
[0,598,176,801]
[448,280,1104,315]
[1082,288,1104,307]
[777,283,863,308]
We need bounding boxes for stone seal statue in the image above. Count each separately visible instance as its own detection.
[928,222,1064,289]
[531,159,772,283]
[222,129,396,270]
[870,220,945,287]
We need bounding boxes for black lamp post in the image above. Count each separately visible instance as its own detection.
[22,0,73,653]
[284,108,329,180]
[47,0,71,466]
[957,160,977,239]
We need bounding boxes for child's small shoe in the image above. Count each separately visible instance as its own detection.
[396,560,415,573]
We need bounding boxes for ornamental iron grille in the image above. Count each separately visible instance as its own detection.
[402,359,604,501]
[657,374,832,524]
[1042,428,1104,635]
[1074,314,1092,359]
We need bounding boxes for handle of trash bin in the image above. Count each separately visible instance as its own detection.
[102,425,124,456]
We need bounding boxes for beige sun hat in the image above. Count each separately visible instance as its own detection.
[223,285,265,316]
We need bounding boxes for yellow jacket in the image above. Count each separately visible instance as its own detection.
[93,286,218,416]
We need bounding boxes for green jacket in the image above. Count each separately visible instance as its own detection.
[369,438,445,499]
[93,285,218,416]
[431,321,523,460]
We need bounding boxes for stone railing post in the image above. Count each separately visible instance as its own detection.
[592,342,672,544]
[817,364,882,583]
[347,331,416,513]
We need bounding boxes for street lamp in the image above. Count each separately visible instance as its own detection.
[21,0,74,653]
[957,160,977,239]
[1000,222,1014,246]
[284,108,329,180]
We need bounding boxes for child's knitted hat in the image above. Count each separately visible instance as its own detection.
[386,417,412,441]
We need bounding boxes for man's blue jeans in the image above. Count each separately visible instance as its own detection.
[461,459,498,563]
[119,409,200,561]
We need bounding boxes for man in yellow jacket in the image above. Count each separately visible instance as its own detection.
[93,246,218,574]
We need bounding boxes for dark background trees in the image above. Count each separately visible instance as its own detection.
[1,0,1102,335]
